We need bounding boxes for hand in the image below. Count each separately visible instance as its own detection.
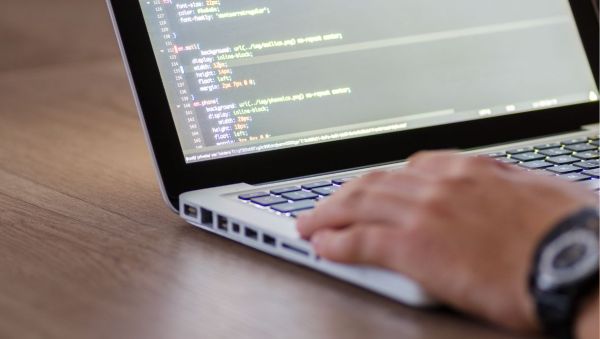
[297,151,598,332]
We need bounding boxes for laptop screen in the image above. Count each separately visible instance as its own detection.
[140,0,598,164]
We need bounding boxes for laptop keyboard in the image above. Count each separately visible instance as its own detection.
[238,176,355,218]
[488,136,599,189]
[238,134,600,218]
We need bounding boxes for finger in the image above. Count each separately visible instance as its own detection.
[297,171,390,237]
[297,172,428,238]
[311,224,398,267]
[327,170,430,208]
[381,168,433,195]
[406,150,460,174]
[297,187,413,238]
[408,151,509,177]
[313,217,442,283]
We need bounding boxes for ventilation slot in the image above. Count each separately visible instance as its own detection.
[282,243,309,257]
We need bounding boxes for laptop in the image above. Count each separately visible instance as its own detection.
[106,0,599,306]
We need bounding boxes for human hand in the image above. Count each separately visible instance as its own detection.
[297,151,598,332]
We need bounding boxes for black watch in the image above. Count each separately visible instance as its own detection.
[529,208,599,339]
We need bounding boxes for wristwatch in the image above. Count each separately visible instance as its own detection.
[529,208,599,339]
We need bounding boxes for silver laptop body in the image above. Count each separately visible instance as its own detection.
[107,0,599,306]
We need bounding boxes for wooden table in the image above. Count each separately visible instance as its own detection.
[0,2,541,338]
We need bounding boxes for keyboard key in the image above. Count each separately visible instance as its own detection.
[239,192,270,200]
[312,186,340,196]
[518,160,554,170]
[282,191,319,201]
[547,165,582,174]
[487,152,506,158]
[582,168,600,178]
[506,147,534,155]
[301,181,332,190]
[547,155,581,165]
[272,200,316,213]
[332,177,355,185]
[251,196,288,207]
[561,138,589,145]
[573,151,599,160]
[565,143,597,152]
[510,152,546,162]
[560,173,591,182]
[589,135,600,141]
[497,157,519,164]
[534,142,561,150]
[270,186,301,195]
[574,160,600,170]
[539,148,572,157]
[535,170,557,176]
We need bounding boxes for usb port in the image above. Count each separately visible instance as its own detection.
[262,234,276,247]
[200,208,214,227]
[217,215,228,232]
[183,205,198,218]
[232,223,241,233]
[244,227,258,240]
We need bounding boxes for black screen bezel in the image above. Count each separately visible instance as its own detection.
[108,0,599,209]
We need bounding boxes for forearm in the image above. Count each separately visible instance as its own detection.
[576,292,599,339]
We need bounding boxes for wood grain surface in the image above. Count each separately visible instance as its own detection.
[0,1,543,338]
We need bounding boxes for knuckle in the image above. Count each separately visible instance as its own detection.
[341,172,383,195]
[352,189,383,213]
[446,158,480,177]
[362,171,387,184]
[340,174,390,207]
[408,150,436,164]
[464,155,495,169]
[362,187,383,202]
[411,150,433,159]
[409,209,431,229]
[419,186,447,214]
[338,186,368,209]
[437,175,470,191]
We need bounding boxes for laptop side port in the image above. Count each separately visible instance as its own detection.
[244,227,258,240]
[282,243,310,257]
[231,223,241,233]
[200,208,214,227]
[217,215,228,232]
[183,205,198,219]
[262,234,276,247]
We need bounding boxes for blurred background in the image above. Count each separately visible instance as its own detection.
[2,0,119,70]
[0,0,177,224]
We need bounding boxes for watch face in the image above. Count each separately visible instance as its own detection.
[553,242,589,269]
[537,228,599,291]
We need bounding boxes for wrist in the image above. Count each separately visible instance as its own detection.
[529,207,599,339]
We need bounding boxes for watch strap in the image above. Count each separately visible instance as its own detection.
[530,207,600,339]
